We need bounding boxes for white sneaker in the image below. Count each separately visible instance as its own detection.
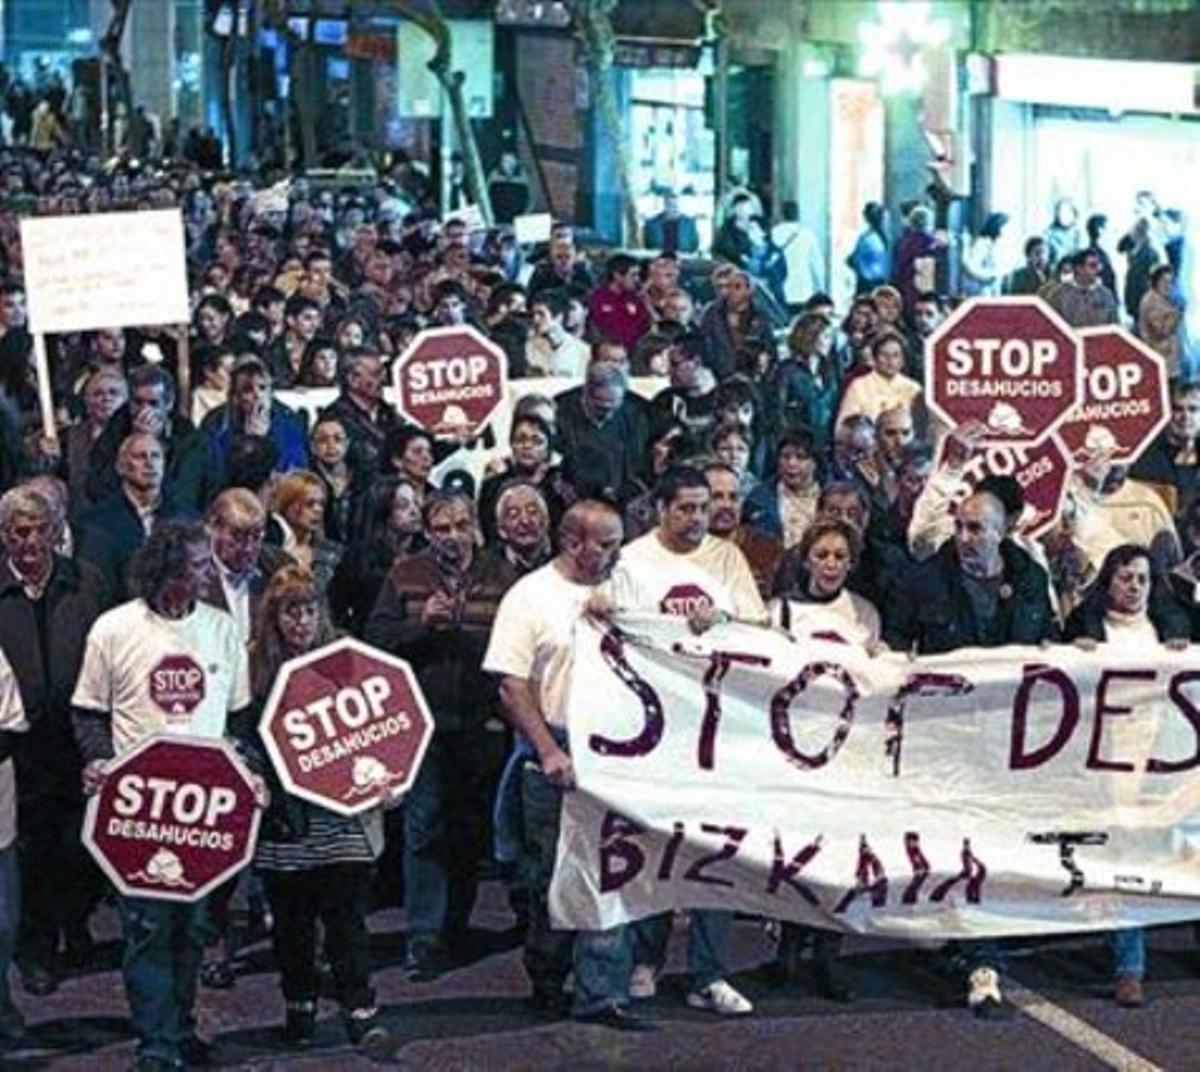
[686,979,753,1016]
[629,964,657,999]
[967,967,1004,1018]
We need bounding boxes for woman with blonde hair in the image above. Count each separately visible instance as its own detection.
[270,469,344,594]
[242,565,390,1051]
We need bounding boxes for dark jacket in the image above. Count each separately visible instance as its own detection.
[1062,593,1189,645]
[364,549,517,732]
[85,405,217,513]
[697,300,775,381]
[882,539,1057,654]
[201,400,309,474]
[768,356,841,444]
[0,555,110,792]
[75,489,199,600]
[198,544,293,628]
[319,394,404,476]
[643,212,699,255]
[774,531,909,613]
[554,389,651,506]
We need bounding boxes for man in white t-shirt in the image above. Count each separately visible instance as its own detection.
[619,465,766,627]
[484,500,651,1030]
[0,646,29,1040]
[525,289,590,379]
[614,465,761,1017]
[72,520,254,1071]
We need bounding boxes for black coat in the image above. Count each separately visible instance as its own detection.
[1063,593,1189,644]
[74,489,199,600]
[0,555,110,793]
[882,539,1057,655]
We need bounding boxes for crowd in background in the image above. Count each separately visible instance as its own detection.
[0,136,1196,1065]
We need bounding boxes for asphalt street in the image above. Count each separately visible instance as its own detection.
[4,882,1198,1071]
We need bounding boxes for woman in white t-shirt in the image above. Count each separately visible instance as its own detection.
[767,516,885,1003]
[1061,543,1190,1010]
[769,518,883,652]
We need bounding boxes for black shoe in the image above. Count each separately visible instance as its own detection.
[283,1002,317,1048]
[134,1056,182,1072]
[402,940,442,982]
[574,1004,656,1032]
[0,1001,26,1042]
[344,1008,390,1053]
[178,1034,214,1067]
[529,988,571,1019]
[62,926,97,971]
[199,959,235,990]
[814,959,855,1003]
[19,962,57,997]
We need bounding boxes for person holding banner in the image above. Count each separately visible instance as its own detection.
[882,490,1057,1017]
[244,566,390,1053]
[613,466,762,1016]
[71,521,255,1072]
[1062,543,1190,1008]
[484,500,652,1029]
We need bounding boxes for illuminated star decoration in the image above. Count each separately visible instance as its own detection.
[858,1,951,96]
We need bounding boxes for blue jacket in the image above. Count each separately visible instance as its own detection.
[202,401,309,473]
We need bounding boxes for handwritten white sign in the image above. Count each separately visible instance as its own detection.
[21,209,190,333]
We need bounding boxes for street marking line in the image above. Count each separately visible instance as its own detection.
[1006,981,1164,1072]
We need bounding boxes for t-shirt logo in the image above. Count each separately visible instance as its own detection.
[149,655,206,716]
[660,583,714,617]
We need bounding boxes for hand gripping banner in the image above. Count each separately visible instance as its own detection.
[550,615,1200,939]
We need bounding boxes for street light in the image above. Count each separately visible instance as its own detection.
[857,1,950,96]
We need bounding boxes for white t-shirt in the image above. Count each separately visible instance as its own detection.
[72,600,250,755]
[836,370,922,426]
[617,532,766,622]
[0,647,29,851]
[484,561,629,729]
[525,332,591,379]
[770,590,882,647]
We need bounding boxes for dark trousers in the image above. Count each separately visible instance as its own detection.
[118,896,212,1062]
[519,762,630,1014]
[17,790,97,965]
[404,730,491,945]
[263,863,374,1011]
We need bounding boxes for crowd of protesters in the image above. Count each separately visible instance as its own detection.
[0,134,1196,1068]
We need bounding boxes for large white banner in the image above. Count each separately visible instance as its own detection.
[550,615,1200,939]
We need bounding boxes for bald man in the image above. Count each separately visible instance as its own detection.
[201,488,293,643]
[484,501,651,1029]
[881,489,1056,1018]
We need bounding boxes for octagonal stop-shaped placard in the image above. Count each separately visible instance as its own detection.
[259,637,434,817]
[392,325,508,439]
[925,297,1083,445]
[83,735,261,903]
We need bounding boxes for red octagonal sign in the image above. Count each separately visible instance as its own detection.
[259,637,434,817]
[926,297,1083,445]
[1056,327,1170,467]
[392,325,508,439]
[935,433,1072,539]
[83,735,261,903]
[149,654,206,716]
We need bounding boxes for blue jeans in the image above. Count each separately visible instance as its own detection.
[519,762,631,1015]
[631,910,733,990]
[118,895,212,1062]
[404,731,490,947]
[1110,927,1146,979]
[0,846,18,1012]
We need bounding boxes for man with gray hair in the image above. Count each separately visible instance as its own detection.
[555,361,651,505]
[366,491,517,979]
[76,432,198,600]
[493,482,552,575]
[0,486,109,997]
